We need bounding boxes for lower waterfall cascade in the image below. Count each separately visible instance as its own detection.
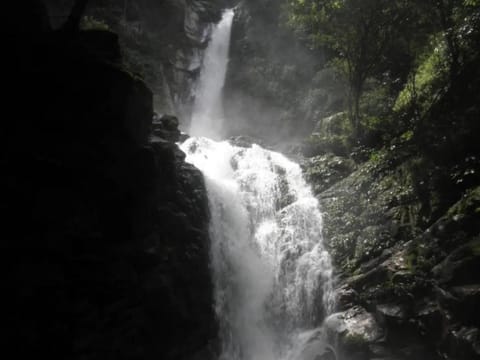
[180,8,336,360]
[180,138,335,360]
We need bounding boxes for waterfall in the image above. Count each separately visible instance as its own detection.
[189,9,234,139]
[180,9,335,360]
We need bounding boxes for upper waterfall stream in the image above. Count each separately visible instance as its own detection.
[189,9,234,140]
[180,9,335,360]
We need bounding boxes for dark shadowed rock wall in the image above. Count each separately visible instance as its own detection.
[3,2,217,359]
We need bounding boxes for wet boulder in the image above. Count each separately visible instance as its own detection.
[414,301,444,341]
[442,326,480,360]
[325,306,384,360]
[287,328,336,360]
[152,114,181,142]
[335,284,359,311]
[450,285,480,326]
[228,135,268,148]
[376,303,408,324]
[432,239,480,285]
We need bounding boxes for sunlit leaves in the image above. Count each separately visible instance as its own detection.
[393,36,449,114]
[464,0,480,6]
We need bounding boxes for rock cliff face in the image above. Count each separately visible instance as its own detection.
[314,155,480,360]
[4,2,216,359]
[45,0,226,121]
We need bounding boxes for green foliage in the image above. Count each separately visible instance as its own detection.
[368,149,387,165]
[360,81,393,117]
[465,0,480,5]
[447,186,480,217]
[289,0,480,146]
[81,16,110,30]
[304,133,351,157]
[394,36,449,116]
[405,244,436,273]
[287,0,421,138]
[400,130,414,142]
[303,112,353,156]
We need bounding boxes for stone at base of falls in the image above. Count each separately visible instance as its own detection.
[323,306,435,360]
[325,307,383,358]
[301,197,480,360]
[335,284,360,311]
[288,328,336,360]
[228,135,269,148]
[152,114,182,142]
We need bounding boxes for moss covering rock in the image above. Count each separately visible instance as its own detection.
[303,135,479,359]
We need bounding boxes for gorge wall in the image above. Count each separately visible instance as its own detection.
[3,2,217,359]
[45,0,228,121]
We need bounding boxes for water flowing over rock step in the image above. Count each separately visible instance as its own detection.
[181,137,334,360]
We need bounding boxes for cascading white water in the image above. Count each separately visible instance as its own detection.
[189,9,234,139]
[181,9,335,360]
[181,138,335,360]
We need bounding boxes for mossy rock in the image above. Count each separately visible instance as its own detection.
[432,238,480,285]
[303,133,351,157]
[325,306,383,359]
[302,154,356,194]
[343,332,370,351]
[447,186,480,219]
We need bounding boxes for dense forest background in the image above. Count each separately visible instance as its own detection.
[287,0,480,150]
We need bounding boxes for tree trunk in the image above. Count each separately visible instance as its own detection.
[351,77,364,142]
[353,92,361,141]
[436,0,459,77]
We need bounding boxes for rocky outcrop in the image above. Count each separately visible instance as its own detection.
[302,154,357,195]
[152,114,182,142]
[302,141,480,359]
[325,306,384,359]
[4,3,216,359]
[45,0,226,120]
